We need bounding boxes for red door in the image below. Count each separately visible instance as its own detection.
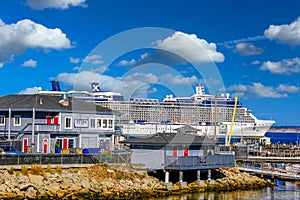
[63,138,68,149]
[43,139,48,153]
[46,116,52,124]
[184,148,189,156]
[172,146,178,156]
[23,138,28,153]
[53,116,59,124]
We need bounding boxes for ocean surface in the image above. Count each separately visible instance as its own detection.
[265,132,300,145]
[152,180,300,200]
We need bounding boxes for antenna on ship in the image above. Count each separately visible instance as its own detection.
[90,82,101,92]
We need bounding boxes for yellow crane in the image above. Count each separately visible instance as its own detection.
[227,96,238,146]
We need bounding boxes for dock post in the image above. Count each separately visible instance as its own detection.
[165,171,169,183]
[179,171,183,182]
[197,170,201,180]
[208,169,214,184]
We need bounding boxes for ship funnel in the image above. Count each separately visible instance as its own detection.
[90,82,100,92]
[51,80,61,91]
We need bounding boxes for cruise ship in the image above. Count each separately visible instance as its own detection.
[39,81,275,139]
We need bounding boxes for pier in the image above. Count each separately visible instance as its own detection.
[233,144,300,181]
[238,166,300,181]
[241,156,300,163]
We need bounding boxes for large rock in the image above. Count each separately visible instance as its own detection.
[81,176,90,188]
[45,182,60,194]
[25,187,37,199]
[28,174,44,186]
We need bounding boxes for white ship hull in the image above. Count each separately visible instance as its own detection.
[120,119,274,138]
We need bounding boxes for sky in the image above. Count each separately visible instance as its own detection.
[0,0,300,126]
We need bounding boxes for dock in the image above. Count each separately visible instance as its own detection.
[232,145,300,181]
[240,156,300,163]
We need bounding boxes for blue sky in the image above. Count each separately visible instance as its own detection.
[0,0,300,126]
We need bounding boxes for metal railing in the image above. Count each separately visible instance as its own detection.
[0,151,131,166]
[165,154,235,170]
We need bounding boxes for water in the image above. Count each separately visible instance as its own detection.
[151,180,300,200]
[265,132,300,145]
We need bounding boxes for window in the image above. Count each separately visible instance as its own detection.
[103,119,107,128]
[90,118,101,129]
[14,116,21,126]
[96,119,101,128]
[0,115,4,126]
[65,117,72,129]
[108,119,113,128]
[90,118,96,128]
[68,139,75,148]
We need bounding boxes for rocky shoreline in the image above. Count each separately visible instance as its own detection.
[0,164,275,199]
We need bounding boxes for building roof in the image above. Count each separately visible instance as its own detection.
[0,94,112,114]
[120,132,217,145]
[173,124,201,133]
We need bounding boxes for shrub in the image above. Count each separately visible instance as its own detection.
[21,165,28,175]
[7,167,14,174]
[30,164,45,176]
[45,165,53,174]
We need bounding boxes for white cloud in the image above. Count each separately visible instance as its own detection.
[25,0,87,10]
[21,59,37,68]
[119,59,137,66]
[118,53,149,67]
[227,83,288,99]
[118,32,224,67]
[19,86,41,94]
[234,42,264,56]
[260,57,300,75]
[155,31,224,63]
[217,35,266,46]
[70,57,81,64]
[0,19,71,64]
[251,60,261,65]
[264,17,300,46]
[83,54,103,65]
[276,84,299,93]
[160,74,199,85]
[56,71,158,98]
[0,19,4,26]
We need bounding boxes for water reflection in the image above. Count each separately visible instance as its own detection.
[149,181,300,200]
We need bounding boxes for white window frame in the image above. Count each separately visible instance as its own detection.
[0,115,5,126]
[90,118,96,129]
[102,119,107,128]
[90,118,101,129]
[65,116,73,129]
[108,119,113,129]
[13,115,21,126]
